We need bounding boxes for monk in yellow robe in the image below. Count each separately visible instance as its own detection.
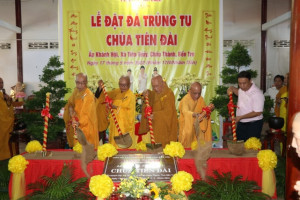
[275,73,289,131]
[63,73,99,149]
[0,78,14,160]
[139,75,178,147]
[179,82,212,148]
[95,80,109,144]
[107,76,136,149]
[275,86,287,117]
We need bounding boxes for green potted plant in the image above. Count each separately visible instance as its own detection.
[189,170,270,200]
[211,43,273,132]
[211,42,256,119]
[24,164,93,200]
[21,56,69,147]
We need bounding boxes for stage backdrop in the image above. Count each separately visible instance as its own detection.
[61,0,221,144]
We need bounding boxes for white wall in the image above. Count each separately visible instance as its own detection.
[0,0,59,95]
[0,0,291,94]
[223,0,291,88]
[266,0,290,86]
[0,0,18,93]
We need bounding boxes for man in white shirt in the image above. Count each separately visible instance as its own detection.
[264,75,284,112]
[227,71,265,141]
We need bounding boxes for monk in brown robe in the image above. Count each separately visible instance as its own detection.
[0,78,14,160]
[139,75,178,147]
[178,82,212,148]
[63,73,99,149]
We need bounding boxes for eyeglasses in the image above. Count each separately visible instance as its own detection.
[75,81,86,85]
[119,83,128,88]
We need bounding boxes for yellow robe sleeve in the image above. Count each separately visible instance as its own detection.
[96,92,109,132]
[275,86,287,117]
[77,91,99,149]
[0,93,14,160]
[63,89,76,147]
[194,98,212,142]
[109,90,136,149]
[178,94,197,148]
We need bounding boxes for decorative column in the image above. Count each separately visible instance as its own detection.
[285,0,300,199]
[260,0,267,92]
[15,0,23,83]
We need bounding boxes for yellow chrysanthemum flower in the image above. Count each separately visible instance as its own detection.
[136,141,147,151]
[25,140,42,153]
[170,171,194,193]
[97,143,118,161]
[8,155,29,174]
[191,141,198,150]
[257,150,277,171]
[89,174,114,198]
[163,141,185,158]
[73,142,82,153]
[244,137,262,150]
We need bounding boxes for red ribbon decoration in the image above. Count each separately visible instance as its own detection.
[227,101,238,116]
[144,106,152,118]
[41,107,53,119]
[135,122,147,143]
[202,106,212,118]
[104,96,113,106]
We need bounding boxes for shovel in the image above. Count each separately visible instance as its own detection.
[144,95,162,150]
[193,103,214,179]
[101,82,132,149]
[75,127,96,178]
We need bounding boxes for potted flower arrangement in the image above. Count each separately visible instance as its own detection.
[89,166,194,200]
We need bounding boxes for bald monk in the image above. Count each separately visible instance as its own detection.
[63,73,99,149]
[95,80,109,144]
[0,78,14,160]
[139,75,178,147]
[178,82,212,148]
[107,76,136,149]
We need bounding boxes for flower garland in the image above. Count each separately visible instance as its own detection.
[25,140,42,153]
[244,137,262,150]
[8,155,29,174]
[257,150,277,171]
[170,171,194,193]
[163,142,185,158]
[73,142,82,153]
[89,174,114,198]
[136,141,147,151]
[97,143,118,161]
